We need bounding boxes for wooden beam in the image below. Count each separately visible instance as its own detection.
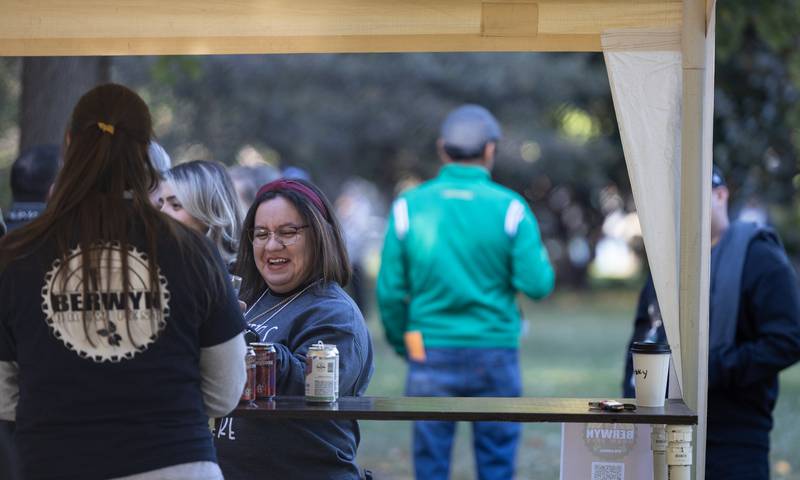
[0,34,597,56]
[601,28,681,52]
[482,3,539,38]
[0,0,682,56]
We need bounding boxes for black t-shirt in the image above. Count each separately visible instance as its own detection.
[0,223,245,479]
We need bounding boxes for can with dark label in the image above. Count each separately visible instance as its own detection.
[240,347,256,403]
[305,341,339,403]
[251,342,277,399]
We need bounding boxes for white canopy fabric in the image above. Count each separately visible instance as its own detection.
[602,30,683,396]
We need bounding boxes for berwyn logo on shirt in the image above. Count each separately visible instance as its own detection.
[41,243,170,363]
[49,291,163,312]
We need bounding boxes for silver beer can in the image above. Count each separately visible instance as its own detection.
[305,341,339,403]
[324,343,340,399]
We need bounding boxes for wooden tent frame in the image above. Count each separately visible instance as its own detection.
[0,1,715,478]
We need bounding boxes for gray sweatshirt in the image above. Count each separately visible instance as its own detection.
[214,281,374,480]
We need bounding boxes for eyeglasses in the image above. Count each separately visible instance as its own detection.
[249,225,309,246]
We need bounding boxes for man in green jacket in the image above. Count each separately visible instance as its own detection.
[377,104,554,480]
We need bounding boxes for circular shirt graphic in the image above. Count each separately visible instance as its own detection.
[41,243,170,363]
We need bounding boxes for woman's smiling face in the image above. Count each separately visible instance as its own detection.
[252,196,311,294]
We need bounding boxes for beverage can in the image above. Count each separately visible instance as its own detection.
[240,347,256,403]
[305,341,339,403]
[324,343,340,399]
[251,342,277,399]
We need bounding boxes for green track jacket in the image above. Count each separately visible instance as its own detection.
[377,163,555,355]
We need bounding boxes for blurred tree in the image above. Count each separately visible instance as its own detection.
[114,52,622,287]
[0,59,19,137]
[0,58,22,206]
[19,57,111,151]
[714,2,800,256]
[1,1,795,285]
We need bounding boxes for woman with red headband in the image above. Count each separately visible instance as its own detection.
[214,178,374,479]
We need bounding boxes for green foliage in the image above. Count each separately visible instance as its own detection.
[0,59,20,132]
[752,1,800,55]
[151,56,203,86]
[714,1,800,256]
[0,58,21,207]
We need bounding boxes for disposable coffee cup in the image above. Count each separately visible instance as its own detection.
[630,341,671,407]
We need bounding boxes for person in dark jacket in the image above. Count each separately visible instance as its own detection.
[623,166,800,479]
[622,276,665,397]
[215,178,374,480]
[4,144,60,231]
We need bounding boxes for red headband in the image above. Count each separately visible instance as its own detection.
[256,179,329,219]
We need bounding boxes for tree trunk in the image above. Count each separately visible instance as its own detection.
[19,57,110,151]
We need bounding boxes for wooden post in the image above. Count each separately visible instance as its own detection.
[679,0,715,478]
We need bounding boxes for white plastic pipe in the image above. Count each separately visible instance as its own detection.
[667,425,693,480]
[651,424,668,480]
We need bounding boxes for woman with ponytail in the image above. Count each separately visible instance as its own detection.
[0,84,246,480]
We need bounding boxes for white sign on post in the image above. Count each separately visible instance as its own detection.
[560,423,654,480]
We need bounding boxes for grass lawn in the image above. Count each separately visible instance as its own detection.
[356,288,800,479]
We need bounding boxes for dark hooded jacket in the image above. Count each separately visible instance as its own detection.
[624,221,800,451]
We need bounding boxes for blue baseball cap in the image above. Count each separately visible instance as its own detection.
[440,104,502,160]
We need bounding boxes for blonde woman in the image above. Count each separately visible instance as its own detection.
[159,160,243,267]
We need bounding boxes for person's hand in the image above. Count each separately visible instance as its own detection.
[239,300,247,313]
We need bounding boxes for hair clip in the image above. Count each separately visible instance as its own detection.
[97,122,115,135]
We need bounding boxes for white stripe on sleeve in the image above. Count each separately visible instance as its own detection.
[504,199,525,237]
[393,198,409,240]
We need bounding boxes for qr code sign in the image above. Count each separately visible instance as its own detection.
[591,461,624,480]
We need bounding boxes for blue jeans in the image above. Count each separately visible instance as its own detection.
[405,348,522,480]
